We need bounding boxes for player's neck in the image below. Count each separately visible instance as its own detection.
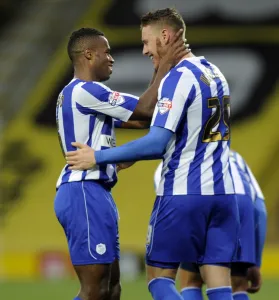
[182,51,195,61]
[174,52,195,67]
[74,68,98,82]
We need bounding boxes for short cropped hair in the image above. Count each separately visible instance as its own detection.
[140,8,186,32]
[67,27,104,61]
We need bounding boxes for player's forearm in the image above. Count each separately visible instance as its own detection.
[254,198,267,267]
[115,120,150,129]
[117,161,136,172]
[95,127,172,164]
[129,62,172,121]
[122,121,150,129]
[95,136,164,164]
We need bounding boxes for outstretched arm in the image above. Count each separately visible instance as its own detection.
[66,126,173,170]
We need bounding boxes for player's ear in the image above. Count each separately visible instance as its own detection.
[84,49,94,60]
[161,29,171,45]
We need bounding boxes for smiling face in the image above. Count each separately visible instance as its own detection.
[141,25,163,70]
[90,36,114,82]
[140,8,187,70]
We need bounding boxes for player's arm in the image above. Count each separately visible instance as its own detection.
[254,197,267,268]
[113,120,150,172]
[66,126,173,169]
[116,161,136,172]
[245,163,267,268]
[246,197,267,294]
[244,163,267,293]
[75,29,188,122]
[114,119,150,129]
[65,72,195,169]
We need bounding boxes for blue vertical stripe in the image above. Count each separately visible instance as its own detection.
[101,116,113,135]
[99,117,114,182]
[204,58,229,193]
[211,76,225,194]
[153,71,183,127]
[63,80,82,151]
[82,114,96,180]
[228,151,235,193]
[61,79,82,183]
[163,85,196,194]
[182,60,212,194]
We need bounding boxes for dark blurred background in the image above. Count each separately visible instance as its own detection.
[0,0,278,299]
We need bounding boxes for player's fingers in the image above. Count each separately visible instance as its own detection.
[171,28,184,43]
[156,37,162,48]
[65,154,78,160]
[65,151,77,157]
[247,280,261,294]
[173,35,185,46]
[174,43,187,52]
[69,164,82,170]
[172,39,187,52]
[247,286,260,294]
[66,159,78,165]
[174,45,188,57]
[71,142,86,149]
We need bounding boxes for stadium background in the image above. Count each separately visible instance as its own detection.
[0,0,279,298]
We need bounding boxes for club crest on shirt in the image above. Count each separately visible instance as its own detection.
[157,98,172,114]
[109,91,125,106]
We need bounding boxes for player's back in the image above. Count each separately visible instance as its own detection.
[56,79,117,188]
[154,56,234,196]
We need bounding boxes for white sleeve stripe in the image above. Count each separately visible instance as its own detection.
[74,85,134,122]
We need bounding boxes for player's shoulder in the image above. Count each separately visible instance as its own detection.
[75,80,111,91]
[73,80,112,96]
[179,57,226,82]
[167,56,214,83]
[162,61,196,86]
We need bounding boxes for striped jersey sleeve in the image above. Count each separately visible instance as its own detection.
[151,69,195,132]
[75,81,139,122]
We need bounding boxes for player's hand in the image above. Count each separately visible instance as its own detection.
[66,142,96,170]
[157,29,190,69]
[116,161,136,172]
[246,266,262,294]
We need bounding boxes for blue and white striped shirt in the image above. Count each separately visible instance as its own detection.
[155,150,264,202]
[153,56,234,195]
[56,78,138,188]
[229,150,265,202]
